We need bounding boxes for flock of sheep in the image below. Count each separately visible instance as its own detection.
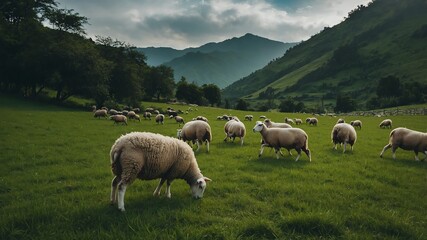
[95,107,427,211]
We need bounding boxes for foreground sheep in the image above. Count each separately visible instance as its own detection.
[110,132,211,212]
[178,120,212,152]
[331,123,357,153]
[380,127,427,161]
[379,119,393,128]
[224,119,246,145]
[350,120,362,129]
[253,121,311,161]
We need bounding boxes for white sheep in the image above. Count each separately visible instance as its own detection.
[264,119,292,128]
[155,114,165,124]
[259,115,267,119]
[109,115,128,125]
[172,115,185,127]
[143,111,152,120]
[350,120,362,129]
[294,118,303,125]
[331,123,357,153]
[380,127,427,161]
[379,119,393,128]
[93,109,108,119]
[127,111,140,122]
[223,119,246,145]
[306,117,318,126]
[177,120,212,152]
[284,117,295,125]
[244,115,253,121]
[252,121,311,161]
[110,132,211,211]
[193,116,208,122]
[336,118,345,124]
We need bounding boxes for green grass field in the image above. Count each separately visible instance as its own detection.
[1,94,426,239]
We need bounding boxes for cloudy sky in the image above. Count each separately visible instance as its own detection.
[56,0,371,49]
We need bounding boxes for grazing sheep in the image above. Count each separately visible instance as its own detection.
[93,109,108,119]
[194,116,208,122]
[110,115,128,125]
[153,110,160,115]
[110,132,211,211]
[259,115,267,119]
[224,119,246,145]
[108,109,119,115]
[284,117,295,125]
[264,119,292,128]
[379,119,393,129]
[177,120,212,152]
[337,118,345,124]
[168,110,178,117]
[127,111,140,122]
[380,127,427,161]
[253,121,311,161]
[331,123,357,153]
[172,115,185,127]
[132,108,140,113]
[143,111,152,120]
[350,120,362,129]
[294,118,303,125]
[306,117,318,126]
[121,110,129,116]
[155,114,165,124]
[244,115,253,121]
[145,107,154,113]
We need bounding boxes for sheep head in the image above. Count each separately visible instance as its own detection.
[190,177,211,199]
[253,121,265,132]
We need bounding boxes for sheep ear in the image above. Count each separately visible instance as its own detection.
[203,177,212,182]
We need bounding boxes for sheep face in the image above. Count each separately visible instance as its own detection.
[253,121,264,132]
[190,177,211,199]
[177,129,182,139]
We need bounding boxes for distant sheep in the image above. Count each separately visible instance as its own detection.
[294,118,303,125]
[155,114,165,124]
[110,132,211,211]
[337,118,345,124]
[93,109,108,119]
[109,115,127,125]
[143,112,152,120]
[284,117,295,125]
[306,117,318,126]
[194,116,208,122]
[244,115,253,121]
[127,111,140,122]
[259,115,267,119]
[380,127,427,161]
[350,120,362,129]
[224,119,246,145]
[331,123,357,153]
[379,119,393,129]
[171,115,185,127]
[253,121,311,161]
[263,119,292,128]
[108,109,119,115]
[177,120,212,152]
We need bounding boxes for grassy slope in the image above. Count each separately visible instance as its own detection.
[1,94,426,239]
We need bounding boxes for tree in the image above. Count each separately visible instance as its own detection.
[376,75,401,98]
[279,97,305,112]
[334,94,356,113]
[144,65,175,101]
[235,99,249,110]
[202,84,221,106]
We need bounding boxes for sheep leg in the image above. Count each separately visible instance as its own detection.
[295,149,301,162]
[414,151,419,161]
[274,148,280,159]
[240,137,244,146]
[153,178,166,196]
[303,148,311,162]
[165,180,173,198]
[287,150,292,156]
[117,182,127,212]
[195,140,201,152]
[259,144,268,157]
[380,143,392,158]
[343,142,347,153]
[110,176,121,204]
[392,146,398,159]
[206,140,210,152]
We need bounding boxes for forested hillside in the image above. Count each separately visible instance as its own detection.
[223,0,427,112]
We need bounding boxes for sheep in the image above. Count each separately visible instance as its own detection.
[172,115,185,127]
[263,119,292,129]
[294,118,303,125]
[168,110,178,117]
[145,107,154,113]
[109,115,128,125]
[284,117,295,125]
[259,115,267,119]
[93,109,108,119]
[223,119,246,145]
[143,111,152,120]
[177,120,212,152]
[380,127,427,161]
[153,110,160,115]
[108,109,119,115]
[194,116,208,122]
[379,119,393,128]
[306,117,318,126]
[350,120,362,129]
[244,115,253,121]
[127,111,140,122]
[331,123,357,153]
[252,121,311,161]
[110,132,211,211]
[336,118,345,124]
[121,110,129,116]
[155,114,165,124]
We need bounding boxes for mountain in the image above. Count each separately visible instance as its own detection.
[138,33,296,88]
[222,0,427,109]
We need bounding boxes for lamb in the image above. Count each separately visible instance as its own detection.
[172,115,185,127]
[93,109,108,119]
[110,132,211,211]
[143,111,152,120]
[379,127,427,161]
[109,115,128,125]
[350,120,362,129]
[155,114,165,124]
[306,117,318,126]
[252,121,311,161]
[223,119,246,145]
[294,118,303,125]
[244,115,253,121]
[336,118,345,124]
[177,120,212,152]
[263,119,292,128]
[379,119,393,128]
[284,117,295,125]
[331,123,357,153]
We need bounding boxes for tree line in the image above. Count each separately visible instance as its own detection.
[0,0,221,108]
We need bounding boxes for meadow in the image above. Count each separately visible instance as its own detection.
[0,94,426,239]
